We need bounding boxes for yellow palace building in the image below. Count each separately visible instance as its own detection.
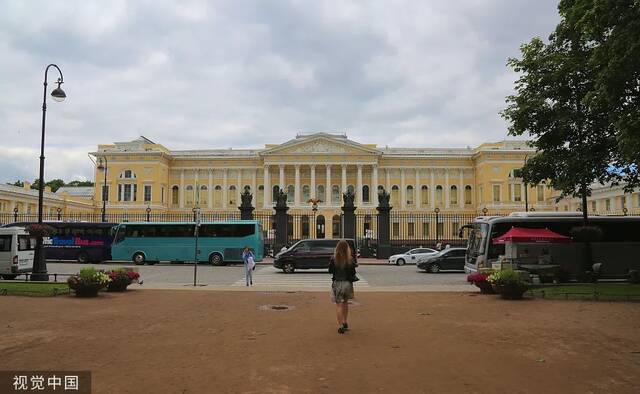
[89,132,552,219]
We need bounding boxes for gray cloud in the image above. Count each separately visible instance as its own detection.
[0,0,559,183]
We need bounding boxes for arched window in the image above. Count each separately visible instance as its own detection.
[171,186,179,205]
[257,185,264,206]
[391,185,399,206]
[229,185,237,206]
[120,170,136,179]
[332,214,341,238]
[214,185,222,207]
[332,185,340,204]
[421,185,429,207]
[301,215,310,238]
[200,185,208,205]
[287,185,294,203]
[317,185,325,203]
[406,185,414,205]
[272,185,280,203]
[302,185,310,202]
[465,185,472,205]
[362,185,370,203]
[450,185,458,205]
[435,185,443,205]
[185,185,194,206]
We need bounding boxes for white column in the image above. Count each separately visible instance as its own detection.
[179,170,185,208]
[521,184,525,207]
[356,164,363,206]
[251,169,257,208]
[415,169,421,208]
[294,165,301,207]
[279,164,285,191]
[385,168,391,192]
[341,165,347,196]
[263,165,270,209]
[208,169,213,209]
[430,169,435,208]
[310,165,316,200]
[459,169,464,207]
[194,170,199,205]
[445,171,450,209]
[222,169,228,209]
[325,164,331,204]
[401,169,406,210]
[372,164,378,202]
[237,169,242,207]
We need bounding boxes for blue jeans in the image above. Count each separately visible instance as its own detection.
[244,263,253,285]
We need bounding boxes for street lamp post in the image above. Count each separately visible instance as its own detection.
[33,64,66,282]
[97,157,108,222]
[13,207,18,222]
[56,207,62,221]
[146,205,152,222]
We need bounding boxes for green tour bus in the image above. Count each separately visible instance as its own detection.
[110,220,264,266]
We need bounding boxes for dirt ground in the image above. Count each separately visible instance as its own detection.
[1,290,639,394]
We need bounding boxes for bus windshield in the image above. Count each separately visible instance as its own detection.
[467,223,488,258]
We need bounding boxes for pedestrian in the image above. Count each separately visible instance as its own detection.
[242,246,255,286]
[329,240,358,334]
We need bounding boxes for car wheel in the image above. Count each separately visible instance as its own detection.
[209,253,224,266]
[396,258,405,266]
[1,274,17,280]
[132,252,146,265]
[428,263,441,273]
[283,262,295,274]
[76,252,88,264]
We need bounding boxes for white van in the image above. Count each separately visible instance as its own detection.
[0,227,35,280]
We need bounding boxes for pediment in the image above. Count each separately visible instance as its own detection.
[260,134,381,156]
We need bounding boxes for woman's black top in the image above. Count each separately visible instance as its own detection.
[328,257,357,282]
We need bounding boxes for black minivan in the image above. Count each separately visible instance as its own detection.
[273,239,357,273]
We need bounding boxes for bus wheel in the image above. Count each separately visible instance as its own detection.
[428,263,441,273]
[283,262,295,274]
[209,253,224,266]
[1,275,17,280]
[77,252,88,264]
[133,252,146,265]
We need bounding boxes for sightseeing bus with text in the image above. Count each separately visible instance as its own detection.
[2,221,116,263]
[463,212,640,279]
[110,220,264,265]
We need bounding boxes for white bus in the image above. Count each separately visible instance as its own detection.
[464,212,640,279]
[0,227,36,280]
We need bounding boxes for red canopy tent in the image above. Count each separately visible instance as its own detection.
[492,227,571,244]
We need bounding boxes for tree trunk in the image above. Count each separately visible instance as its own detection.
[581,183,592,276]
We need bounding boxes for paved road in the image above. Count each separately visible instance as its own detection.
[44,260,470,291]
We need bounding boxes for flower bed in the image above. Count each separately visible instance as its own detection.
[67,267,110,297]
[106,269,140,292]
[487,270,530,300]
[466,272,495,294]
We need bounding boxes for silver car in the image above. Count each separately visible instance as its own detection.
[388,248,438,266]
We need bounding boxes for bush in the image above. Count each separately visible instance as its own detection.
[487,270,528,286]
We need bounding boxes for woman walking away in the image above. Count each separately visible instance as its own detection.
[329,240,357,334]
[242,246,255,286]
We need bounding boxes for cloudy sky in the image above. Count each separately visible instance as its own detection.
[0,0,559,184]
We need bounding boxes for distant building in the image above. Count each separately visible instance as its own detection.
[552,182,639,215]
[0,182,94,217]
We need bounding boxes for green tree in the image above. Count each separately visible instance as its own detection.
[556,0,640,190]
[30,178,66,192]
[8,180,24,187]
[66,180,94,187]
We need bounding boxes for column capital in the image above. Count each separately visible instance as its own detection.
[295,164,301,170]
[341,164,347,169]
[357,164,363,169]
[279,164,285,170]
[263,164,269,169]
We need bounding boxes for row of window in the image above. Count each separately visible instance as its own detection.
[166,184,475,206]
[102,185,155,203]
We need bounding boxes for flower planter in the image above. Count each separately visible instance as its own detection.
[70,283,104,298]
[107,279,131,292]
[474,281,495,294]
[493,283,528,300]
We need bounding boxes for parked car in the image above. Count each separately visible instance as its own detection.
[417,248,466,273]
[273,239,357,273]
[388,248,438,266]
[0,227,35,280]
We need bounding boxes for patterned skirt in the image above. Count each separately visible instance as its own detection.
[331,280,354,304]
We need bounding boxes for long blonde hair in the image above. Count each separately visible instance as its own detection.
[333,240,353,267]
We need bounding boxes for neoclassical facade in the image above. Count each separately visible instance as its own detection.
[0,182,94,217]
[89,133,555,216]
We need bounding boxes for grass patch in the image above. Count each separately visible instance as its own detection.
[0,282,70,297]
[528,283,640,301]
